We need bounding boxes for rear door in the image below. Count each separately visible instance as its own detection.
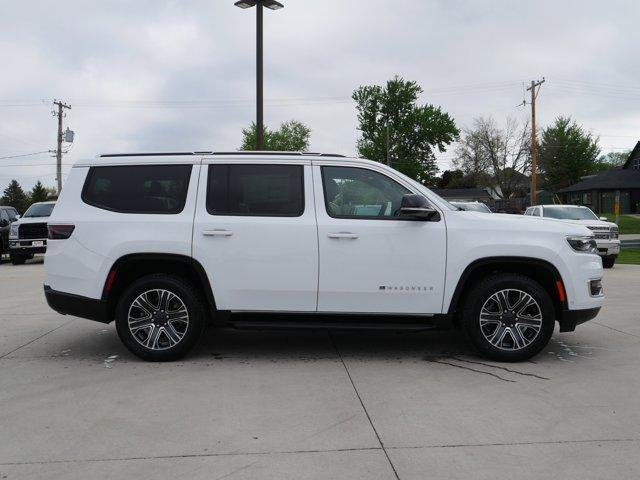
[193,158,318,312]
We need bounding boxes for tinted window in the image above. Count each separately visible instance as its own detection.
[23,203,55,218]
[0,210,8,222]
[322,166,410,219]
[207,164,304,217]
[83,165,192,214]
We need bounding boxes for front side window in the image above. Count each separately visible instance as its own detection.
[207,164,304,217]
[0,210,8,223]
[322,166,411,219]
[82,165,192,214]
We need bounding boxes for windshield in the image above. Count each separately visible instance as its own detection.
[543,206,598,220]
[452,202,491,213]
[23,203,55,218]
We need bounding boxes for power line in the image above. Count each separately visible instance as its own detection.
[0,151,50,160]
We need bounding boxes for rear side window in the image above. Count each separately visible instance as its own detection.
[82,164,192,214]
[207,164,304,217]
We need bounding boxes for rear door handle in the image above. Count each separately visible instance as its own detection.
[203,229,233,237]
[327,232,359,239]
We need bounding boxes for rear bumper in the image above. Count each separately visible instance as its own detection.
[558,307,601,332]
[44,285,111,323]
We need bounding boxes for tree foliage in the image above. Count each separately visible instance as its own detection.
[594,150,630,171]
[1,180,30,214]
[240,120,311,152]
[30,181,49,203]
[453,116,530,198]
[538,117,601,192]
[352,76,459,184]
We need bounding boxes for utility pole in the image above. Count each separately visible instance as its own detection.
[526,78,545,206]
[53,100,71,194]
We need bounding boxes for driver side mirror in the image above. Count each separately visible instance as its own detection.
[399,194,439,221]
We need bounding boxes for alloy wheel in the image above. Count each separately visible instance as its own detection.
[127,289,190,351]
[479,289,543,351]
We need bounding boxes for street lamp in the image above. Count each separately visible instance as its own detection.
[234,0,284,150]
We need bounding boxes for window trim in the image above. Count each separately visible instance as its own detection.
[205,163,305,218]
[320,165,424,221]
[81,164,193,215]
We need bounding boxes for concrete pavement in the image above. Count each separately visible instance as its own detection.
[1,257,639,479]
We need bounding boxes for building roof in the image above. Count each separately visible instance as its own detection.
[431,188,492,199]
[558,167,640,193]
[623,141,640,169]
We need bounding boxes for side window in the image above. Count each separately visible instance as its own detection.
[82,164,192,214]
[0,210,8,223]
[534,208,541,217]
[524,207,532,216]
[321,166,410,219]
[207,164,304,217]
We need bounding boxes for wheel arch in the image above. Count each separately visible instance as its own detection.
[447,256,567,324]
[101,253,216,322]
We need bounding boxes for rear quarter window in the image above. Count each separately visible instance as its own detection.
[82,164,192,214]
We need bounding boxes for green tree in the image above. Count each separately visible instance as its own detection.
[594,150,630,171]
[30,181,49,203]
[1,180,29,214]
[538,117,601,192]
[240,120,311,151]
[352,76,459,184]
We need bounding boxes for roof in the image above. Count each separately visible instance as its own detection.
[623,141,640,169]
[431,188,492,199]
[558,167,640,193]
[98,151,346,158]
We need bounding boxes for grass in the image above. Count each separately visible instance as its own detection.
[602,214,640,235]
[618,249,640,265]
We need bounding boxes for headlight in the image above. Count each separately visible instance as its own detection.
[610,226,619,239]
[567,235,597,253]
[9,224,18,239]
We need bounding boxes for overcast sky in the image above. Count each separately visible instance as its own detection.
[1,0,639,190]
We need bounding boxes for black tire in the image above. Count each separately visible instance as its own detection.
[460,273,555,362]
[115,274,206,361]
[602,256,616,269]
[10,254,26,265]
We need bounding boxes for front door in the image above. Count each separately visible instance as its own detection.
[193,159,318,312]
[314,163,447,314]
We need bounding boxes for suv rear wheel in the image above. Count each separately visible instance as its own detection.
[461,273,555,362]
[115,275,205,361]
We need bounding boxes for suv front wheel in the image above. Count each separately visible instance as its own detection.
[115,275,205,361]
[461,274,555,362]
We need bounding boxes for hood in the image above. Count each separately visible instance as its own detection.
[450,210,593,236]
[549,218,617,229]
[15,216,50,225]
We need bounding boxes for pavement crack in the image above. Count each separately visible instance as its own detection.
[0,319,75,359]
[449,357,550,380]
[328,332,401,480]
[425,358,516,383]
[592,321,640,339]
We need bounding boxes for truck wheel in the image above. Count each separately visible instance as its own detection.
[10,254,26,265]
[602,256,616,269]
[115,275,206,362]
[461,273,555,362]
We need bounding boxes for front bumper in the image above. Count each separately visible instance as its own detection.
[44,285,111,323]
[10,238,47,254]
[596,240,620,257]
[558,307,601,332]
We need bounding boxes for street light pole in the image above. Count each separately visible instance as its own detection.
[256,1,264,150]
[234,0,284,151]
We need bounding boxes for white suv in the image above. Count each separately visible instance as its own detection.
[524,205,620,268]
[44,152,604,362]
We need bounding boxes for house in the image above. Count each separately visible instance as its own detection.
[558,142,640,214]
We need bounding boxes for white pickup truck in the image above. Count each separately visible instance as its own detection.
[524,204,620,268]
[44,152,604,362]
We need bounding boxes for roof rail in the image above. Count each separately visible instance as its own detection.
[99,151,346,158]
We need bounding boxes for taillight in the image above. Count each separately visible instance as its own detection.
[48,224,75,240]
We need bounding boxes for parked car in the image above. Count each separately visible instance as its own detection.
[0,205,20,256]
[450,201,492,213]
[9,201,55,265]
[44,152,603,362]
[524,205,619,268]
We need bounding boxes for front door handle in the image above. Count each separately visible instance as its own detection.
[203,229,233,237]
[327,232,359,239]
